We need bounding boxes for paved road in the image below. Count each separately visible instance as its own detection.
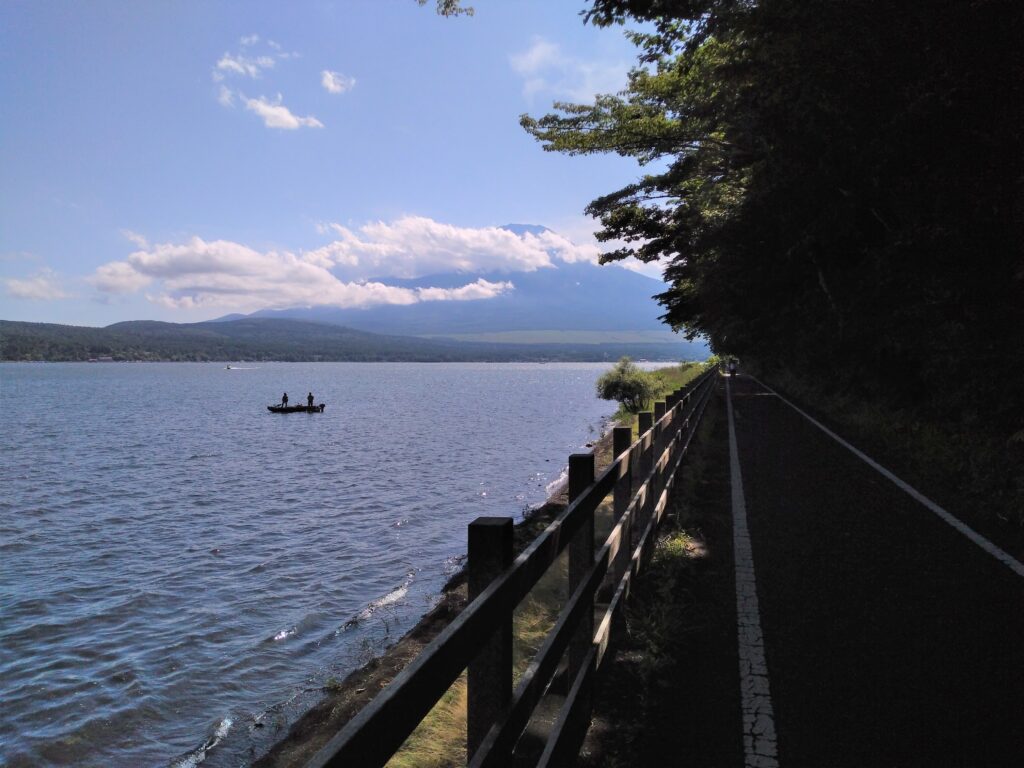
[726,374,1024,768]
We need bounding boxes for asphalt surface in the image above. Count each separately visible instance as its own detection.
[728,374,1024,767]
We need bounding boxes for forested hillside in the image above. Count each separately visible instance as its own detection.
[0,318,705,362]
[524,0,1023,517]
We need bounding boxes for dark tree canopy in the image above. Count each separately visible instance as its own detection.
[523,0,1023,442]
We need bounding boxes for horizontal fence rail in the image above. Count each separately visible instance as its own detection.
[307,367,718,768]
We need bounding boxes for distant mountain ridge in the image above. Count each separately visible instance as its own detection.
[1,224,707,361]
[222,224,674,337]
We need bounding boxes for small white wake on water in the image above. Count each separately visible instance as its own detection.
[341,570,416,631]
[544,466,570,497]
[168,717,232,768]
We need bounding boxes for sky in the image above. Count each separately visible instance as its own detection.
[0,0,658,326]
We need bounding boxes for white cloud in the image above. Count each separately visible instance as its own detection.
[509,38,561,77]
[4,268,71,300]
[86,218,620,314]
[120,229,149,249]
[216,52,275,79]
[321,70,356,94]
[240,33,260,47]
[417,279,514,302]
[308,216,584,279]
[88,234,516,313]
[544,215,668,279]
[529,229,602,265]
[218,85,235,107]
[510,36,628,102]
[243,94,323,130]
[618,258,668,280]
[91,261,153,294]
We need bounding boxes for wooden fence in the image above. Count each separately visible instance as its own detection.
[306,367,718,768]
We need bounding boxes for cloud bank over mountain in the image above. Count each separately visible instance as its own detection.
[88,218,614,315]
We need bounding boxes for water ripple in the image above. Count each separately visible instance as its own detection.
[0,361,635,766]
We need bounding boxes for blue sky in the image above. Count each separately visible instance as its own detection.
[0,1,655,326]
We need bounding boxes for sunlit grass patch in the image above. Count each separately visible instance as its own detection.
[385,673,467,768]
[386,555,569,768]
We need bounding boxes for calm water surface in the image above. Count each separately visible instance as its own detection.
[0,362,656,766]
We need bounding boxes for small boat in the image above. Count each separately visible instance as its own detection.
[267,404,326,413]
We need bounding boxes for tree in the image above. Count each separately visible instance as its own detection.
[417,0,473,17]
[524,0,1024,436]
[596,357,655,412]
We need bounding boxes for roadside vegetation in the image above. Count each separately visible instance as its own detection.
[754,367,1024,532]
[597,357,712,438]
[523,0,1022,525]
[385,564,567,768]
[386,359,712,767]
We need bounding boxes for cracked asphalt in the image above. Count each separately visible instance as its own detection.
[729,374,1024,767]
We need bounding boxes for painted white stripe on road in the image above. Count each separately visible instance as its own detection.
[748,375,1024,580]
[726,377,780,768]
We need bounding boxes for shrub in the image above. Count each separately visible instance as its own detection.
[596,357,655,413]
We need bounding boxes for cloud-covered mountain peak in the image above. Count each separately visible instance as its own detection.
[499,223,554,237]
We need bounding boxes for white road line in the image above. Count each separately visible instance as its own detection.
[748,375,1024,580]
[726,377,780,768]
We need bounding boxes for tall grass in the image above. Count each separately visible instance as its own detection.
[384,553,570,768]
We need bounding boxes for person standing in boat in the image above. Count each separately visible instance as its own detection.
[281,392,289,407]
[307,392,314,408]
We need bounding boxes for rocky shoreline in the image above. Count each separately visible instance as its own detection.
[251,428,619,767]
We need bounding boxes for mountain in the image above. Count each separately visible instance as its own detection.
[0,318,707,362]
[244,261,671,337]
[1,225,709,361]
[229,225,675,339]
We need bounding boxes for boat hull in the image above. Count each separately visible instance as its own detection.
[267,404,326,413]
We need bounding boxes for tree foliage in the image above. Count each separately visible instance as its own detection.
[523,0,1024,445]
[596,356,656,412]
[417,0,473,17]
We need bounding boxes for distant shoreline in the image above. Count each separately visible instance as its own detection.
[0,317,708,364]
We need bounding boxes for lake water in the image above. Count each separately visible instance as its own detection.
[0,362,662,766]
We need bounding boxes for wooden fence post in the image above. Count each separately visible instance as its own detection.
[667,391,681,434]
[638,412,653,443]
[612,426,633,583]
[653,401,667,455]
[653,400,666,422]
[612,426,633,519]
[637,412,654,521]
[467,516,514,762]
[568,453,595,685]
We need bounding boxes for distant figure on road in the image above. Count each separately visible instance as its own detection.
[728,360,738,376]
[307,392,314,408]
[281,392,289,407]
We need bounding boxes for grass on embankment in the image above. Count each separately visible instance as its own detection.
[579,379,736,768]
[384,571,566,768]
[611,361,710,439]
[386,362,714,767]
[749,366,1024,541]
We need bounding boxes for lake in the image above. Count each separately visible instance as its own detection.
[0,362,669,766]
